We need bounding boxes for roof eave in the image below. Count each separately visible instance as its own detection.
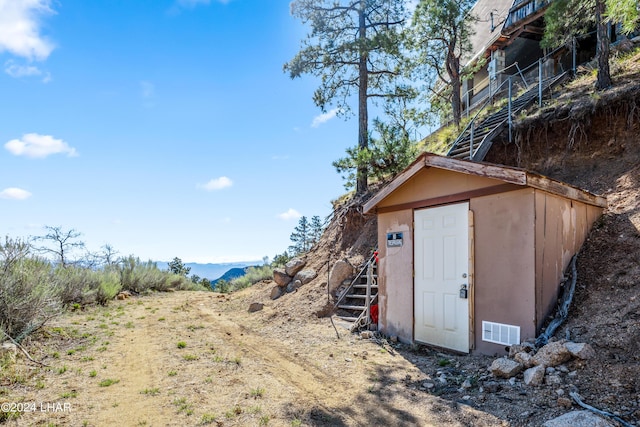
[363,154,607,214]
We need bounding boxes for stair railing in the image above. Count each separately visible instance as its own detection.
[350,261,378,332]
[364,262,374,327]
[447,76,513,157]
[448,43,574,158]
[333,249,378,309]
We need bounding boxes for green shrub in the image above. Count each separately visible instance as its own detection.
[118,257,168,293]
[227,265,272,292]
[53,265,94,306]
[118,257,206,293]
[96,270,122,305]
[0,250,61,342]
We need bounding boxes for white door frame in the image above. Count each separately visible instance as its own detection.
[414,202,471,353]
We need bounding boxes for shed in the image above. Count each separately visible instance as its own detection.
[363,154,606,355]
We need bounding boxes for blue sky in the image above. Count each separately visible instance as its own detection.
[0,0,361,263]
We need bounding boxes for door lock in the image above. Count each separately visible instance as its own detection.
[459,284,468,299]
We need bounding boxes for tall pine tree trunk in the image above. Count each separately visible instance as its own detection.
[595,0,612,90]
[356,1,369,195]
[447,51,462,127]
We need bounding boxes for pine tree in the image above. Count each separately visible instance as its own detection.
[167,257,190,277]
[310,215,324,245]
[289,216,311,255]
[406,0,477,127]
[285,0,409,194]
[543,0,639,90]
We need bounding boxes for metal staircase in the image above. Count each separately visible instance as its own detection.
[335,251,378,331]
[448,71,569,161]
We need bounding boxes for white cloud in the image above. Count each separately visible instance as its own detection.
[200,176,233,191]
[0,0,55,61]
[3,60,51,82]
[0,187,32,200]
[4,133,78,159]
[311,108,340,128]
[5,60,40,76]
[278,208,302,221]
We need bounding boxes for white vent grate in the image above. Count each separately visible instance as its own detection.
[482,321,520,346]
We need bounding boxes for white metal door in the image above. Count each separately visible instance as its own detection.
[414,202,469,353]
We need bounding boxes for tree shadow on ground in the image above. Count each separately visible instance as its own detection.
[285,347,508,426]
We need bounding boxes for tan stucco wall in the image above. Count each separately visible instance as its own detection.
[534,191,604,329]
[376,169,515,344]
[471,189,537,354]
[377,168,506,209]
[377,210,414,343]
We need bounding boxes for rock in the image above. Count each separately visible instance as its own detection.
[564,342,595,360]
[293,269,317,285]
[285,258,306,277]
[248,302,264,313]
[514,351,534,368]
[509,344,531,358]
[557,397,573,409]
[482,381,500,393]
[360,331,374,339]
[523,365,546,386]
[490,357,523,379]
[116,290,132,300]
[286,279,302,293]
[273,268,292,287]
[461,379,472,389]
[542,410,615,427]
[545,374,563,385]
[422,382,435,389]
[270,286,284,300]
[328,260,355,295]
[532,340,572,367]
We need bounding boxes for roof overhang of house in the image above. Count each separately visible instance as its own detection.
[362,153,608,214]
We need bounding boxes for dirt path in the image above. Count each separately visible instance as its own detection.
[3,290,507,426]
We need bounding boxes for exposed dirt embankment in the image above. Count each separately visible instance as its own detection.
[485,68,640,424]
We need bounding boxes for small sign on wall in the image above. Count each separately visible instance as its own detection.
[387,232,403,247]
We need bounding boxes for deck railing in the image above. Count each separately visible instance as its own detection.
[504,0,551,29]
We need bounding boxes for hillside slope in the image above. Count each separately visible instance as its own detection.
[2,52,638,427]
[265,49,640,424]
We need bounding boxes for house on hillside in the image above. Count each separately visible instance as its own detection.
[363,153,606,355]
[462,0,559,113]
[460,0,621,115]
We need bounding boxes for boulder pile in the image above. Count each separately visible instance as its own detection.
[490,339,595,387]
[271,257,317,300]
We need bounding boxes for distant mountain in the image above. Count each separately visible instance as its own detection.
[156,261,258,281]
[210,267,249,289]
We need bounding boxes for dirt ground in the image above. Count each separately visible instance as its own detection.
[1,289,511,427]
